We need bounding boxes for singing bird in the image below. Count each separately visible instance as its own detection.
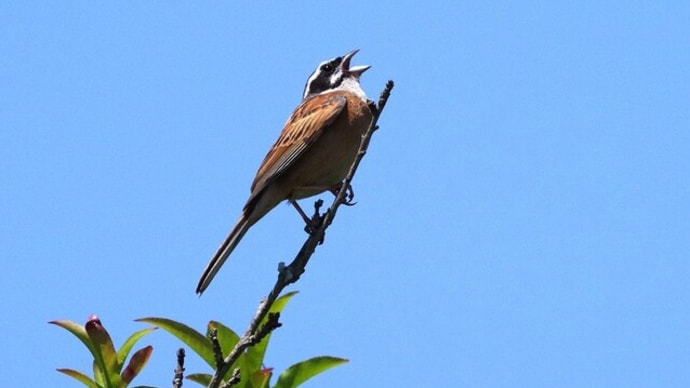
[197,49,374,294]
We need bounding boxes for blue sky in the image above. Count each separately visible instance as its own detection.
[2,2,689,387]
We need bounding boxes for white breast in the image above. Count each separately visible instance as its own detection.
[332,77,368,101]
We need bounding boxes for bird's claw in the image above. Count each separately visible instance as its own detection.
[329,183,357,206]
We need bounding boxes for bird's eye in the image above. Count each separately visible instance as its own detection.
[321,64,333,72]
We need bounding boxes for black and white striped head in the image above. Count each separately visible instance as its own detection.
[302,49,371,99]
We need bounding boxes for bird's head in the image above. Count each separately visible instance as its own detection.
[303,49,370,99]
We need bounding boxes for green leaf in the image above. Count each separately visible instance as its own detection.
[86,317,120,387]
[274,356,348,388]
[117,327,156,367]
[248,368,272,388]
[263,291,298,326]
[136,317,213,367]
[93,359,104,386]
[245,291,298,373]
[50,320,98,365]
[120,346,153,386]
[186,373,213,386]
[56,368,99,388]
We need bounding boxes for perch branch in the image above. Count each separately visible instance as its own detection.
[206,80,394,388]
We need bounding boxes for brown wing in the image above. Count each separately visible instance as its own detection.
[249,93,347,195]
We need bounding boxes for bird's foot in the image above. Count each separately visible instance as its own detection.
[289,198,312,225]
[290,198,326,242]
[329,182,356,206]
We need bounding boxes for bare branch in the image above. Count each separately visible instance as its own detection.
[206,80,394,388]
[220,368,241,388]
[172,348,185,388]
[209,328,224,368]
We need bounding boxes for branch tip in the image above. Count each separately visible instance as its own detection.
[172,348,185,388]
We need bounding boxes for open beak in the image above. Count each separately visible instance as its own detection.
[342,49,371,78]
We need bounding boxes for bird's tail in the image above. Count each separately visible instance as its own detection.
[196,215,251,294]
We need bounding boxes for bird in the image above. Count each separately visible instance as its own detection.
[196,49,374,294]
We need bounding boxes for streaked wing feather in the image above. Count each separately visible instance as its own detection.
[250,94,347,194]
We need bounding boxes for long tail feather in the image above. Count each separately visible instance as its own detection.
[196,216,251,294]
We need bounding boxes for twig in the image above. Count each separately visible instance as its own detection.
[209,328,224,368]
[220,368,241,388]
[206,80,394,388]
[172,348,185,388]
